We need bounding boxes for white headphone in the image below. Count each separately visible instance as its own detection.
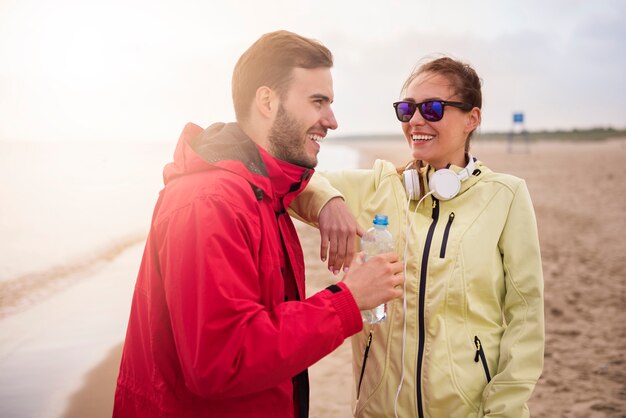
[403,154,476,201]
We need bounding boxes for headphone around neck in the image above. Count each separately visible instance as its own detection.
[403,154,476,201]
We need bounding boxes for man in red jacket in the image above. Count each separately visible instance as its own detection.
[113,30,403,418]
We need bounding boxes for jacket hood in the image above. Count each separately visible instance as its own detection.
[163,122,267,183]
[163,122,313,206]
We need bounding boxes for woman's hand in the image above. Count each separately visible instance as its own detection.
[318,197,365,274]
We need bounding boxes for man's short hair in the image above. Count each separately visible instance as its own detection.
[232,30,333,123]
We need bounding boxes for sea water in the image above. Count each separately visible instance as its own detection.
[0,140,358,283]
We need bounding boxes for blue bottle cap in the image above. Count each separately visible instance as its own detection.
[373,214,388,225]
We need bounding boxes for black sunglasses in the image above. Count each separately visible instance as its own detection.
[393,100,473,122]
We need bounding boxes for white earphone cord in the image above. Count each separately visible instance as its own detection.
[394,189,432,417]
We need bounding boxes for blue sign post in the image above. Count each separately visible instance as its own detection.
[508,112,529,152]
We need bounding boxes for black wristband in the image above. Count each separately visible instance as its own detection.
[326,284,342,294]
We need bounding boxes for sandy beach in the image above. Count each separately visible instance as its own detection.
[2,137,626,417]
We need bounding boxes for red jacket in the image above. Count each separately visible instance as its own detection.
[113,122,362,418]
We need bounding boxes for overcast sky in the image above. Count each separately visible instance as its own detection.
[1,0,624,142]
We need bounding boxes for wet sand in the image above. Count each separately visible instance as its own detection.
[34,138,626,417]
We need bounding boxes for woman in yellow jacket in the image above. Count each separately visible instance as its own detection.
[291,57,544,417]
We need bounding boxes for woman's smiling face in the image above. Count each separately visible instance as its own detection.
[401,71,480,169]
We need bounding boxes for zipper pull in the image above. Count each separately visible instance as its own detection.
[474,336,481,362]
[431,198,439,220]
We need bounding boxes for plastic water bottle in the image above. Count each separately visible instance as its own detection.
[360,214,394,324]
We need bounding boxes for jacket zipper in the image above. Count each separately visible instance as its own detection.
[356,331,373,400]
[439,212,455,258]
[416,198,440,418]
[474,336,492,382]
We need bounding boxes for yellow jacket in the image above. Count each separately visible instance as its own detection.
[291,159,544,417]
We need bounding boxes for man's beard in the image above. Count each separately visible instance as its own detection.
[267,104,317,169]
